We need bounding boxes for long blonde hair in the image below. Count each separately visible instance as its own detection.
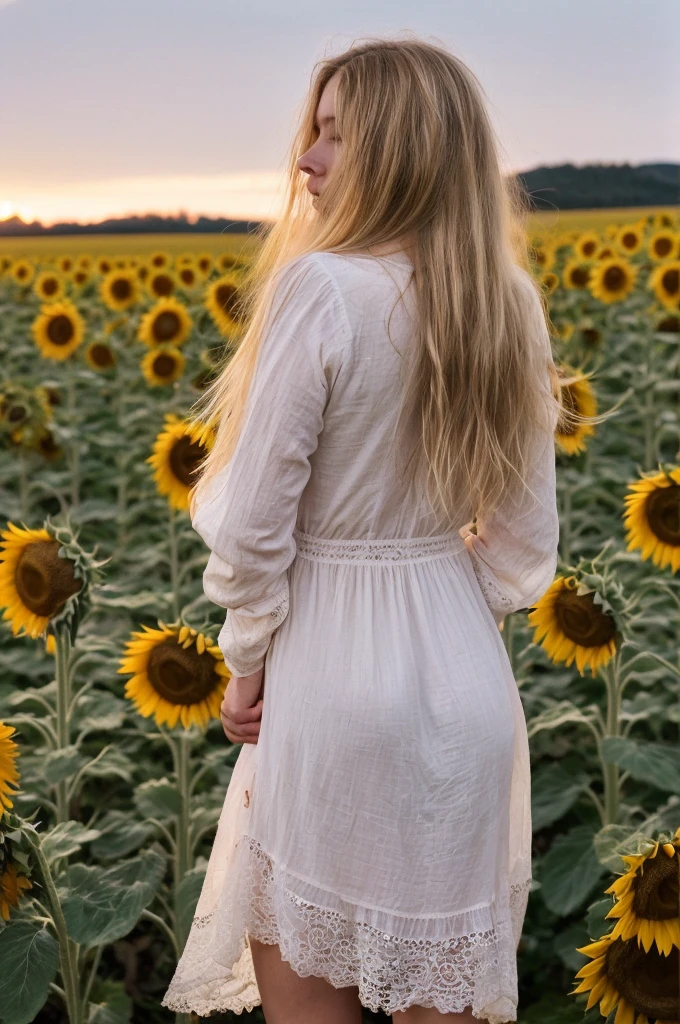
[190,36,575,523]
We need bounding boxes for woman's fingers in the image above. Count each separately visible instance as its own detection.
[226,700,263,726]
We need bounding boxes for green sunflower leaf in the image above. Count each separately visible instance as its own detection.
[539,825,608,916]
[600,737,680,794]
[0,922,58,1024]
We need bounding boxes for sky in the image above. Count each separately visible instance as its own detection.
[1,0,677,225]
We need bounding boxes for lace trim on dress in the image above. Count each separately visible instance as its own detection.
[162,834,531,1023]
[468,553,516,616]
[293,529,466,565]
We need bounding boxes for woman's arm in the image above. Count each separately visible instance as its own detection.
[191,254,350,676]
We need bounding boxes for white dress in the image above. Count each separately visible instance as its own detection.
[162,250,559,1022]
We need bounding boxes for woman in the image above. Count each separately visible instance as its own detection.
[163,36,565,1024]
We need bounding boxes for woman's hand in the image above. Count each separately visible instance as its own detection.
[220,666,265,745]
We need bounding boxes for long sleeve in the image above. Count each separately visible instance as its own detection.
[461,276,560,625]
[191,254,350,676]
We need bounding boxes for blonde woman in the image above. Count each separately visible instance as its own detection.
[163,36,566,1024]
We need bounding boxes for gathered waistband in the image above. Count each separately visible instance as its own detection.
[293,528,466,565]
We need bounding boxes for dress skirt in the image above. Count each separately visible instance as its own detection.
[162,529,533,1022]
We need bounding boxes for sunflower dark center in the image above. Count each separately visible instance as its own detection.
[654,237,673,257]
[645,484,680,546]
[180,269,195,285]
[15,540,82,617]
[631,852,680,920]
[571,266,590,287]
[47,315,75,346]
[606,940,679,1018]
[603,266,626,291]
[599,248,613,258]
[554,587,617,648]
[658,315,680,333]
[192,368,214,390]
[100,261,111,274]
[582,327,602,347]
[199,258,210,272]
[111,278,132,301]
[17,266,28,279]
[152,311,181,343]
[169,435,205,486]
[215,283,243,321]
[43,278,58,296]
[8,405,28,424]
[582,241,597,257]
[146,638,219,705]
[661,268,680,297]
[91,344,115,368]
[152,275,174,296]
[621,232,638,249]
[61,259,73,271]
[39,432,59,457]
[153,353,177,378]
[74,272,87,284]
[152,256,165,267]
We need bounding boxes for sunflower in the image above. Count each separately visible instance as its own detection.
[100,269,140,311]
[118,623,230,729]
[33,270,65,301]
[588,258,638,304]
[147,270,177,298]
[76,254,92,270]
[0,256,12,275]
[648,230,679,262]
[10,260,35,286]
[653,212,677,230]
[551,320,575,343]
[34,427,63,462]
[540,271,559,296]
[177,265,198,289]
[531,244,556,273]
[56,255,74,274]
[656,314,680,334]
[615,224,644,257]
[563,259,591,290]
[85,341,117,372]
[554,369,597,455]
[527,575,619,676]
[574,232,601,260]
[623,468,680,573]
[0,524,83,638]
[597,245,615,260]
[205,274,247,337]
[649,261,680,310]
[141,346,186,387]
[0,721,20,812]
[147,415,215,510]
[604,829,680,956]
[196,252,214,276]
[71,268,90,288]
[0,860,32,922]
[149,250,171,269]
[96,257,112,275]
[175,252,195,268]
[217,252,247,272]
[572,932,679,1023]
[31,300,85,361]
[138,297,192,348]
[136,263,150,283]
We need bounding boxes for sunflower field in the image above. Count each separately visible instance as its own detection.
[0,210,680,1024]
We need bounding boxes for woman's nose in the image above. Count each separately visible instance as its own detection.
[297,148,323,177]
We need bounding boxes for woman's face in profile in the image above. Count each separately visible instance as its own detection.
[297,73,342,205]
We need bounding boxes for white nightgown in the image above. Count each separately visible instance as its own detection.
[162,250,560,1021]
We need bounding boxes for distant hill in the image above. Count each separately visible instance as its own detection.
[0,163,677,236]
[0,212,265,238]
[516,162,679,211]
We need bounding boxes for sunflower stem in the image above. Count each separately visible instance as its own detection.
[642,330,657,471]
[170,731,193,953]
[599,655,622,825]
[30,834,82,1024]
[66,373,80,509]
[559,479,572,566]
[167,504,181,619]
[18,449,31,521]
[54,625,73,824]
[115,377,129,547]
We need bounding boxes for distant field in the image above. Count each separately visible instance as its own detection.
[0,206,677,258]
[0,232,260,259]
[527,204,679,235]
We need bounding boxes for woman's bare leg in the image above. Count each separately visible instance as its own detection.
[392,1007,487,1023]
[249,936,364,1024]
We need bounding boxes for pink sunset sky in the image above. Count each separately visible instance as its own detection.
[1,0,677,226]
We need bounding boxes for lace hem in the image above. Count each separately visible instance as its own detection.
[293,528,466,565]
[162,834,530,1022]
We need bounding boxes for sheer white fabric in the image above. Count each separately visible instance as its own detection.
[162,251,559,1020]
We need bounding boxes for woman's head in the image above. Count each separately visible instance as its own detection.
[190,37,581,521]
